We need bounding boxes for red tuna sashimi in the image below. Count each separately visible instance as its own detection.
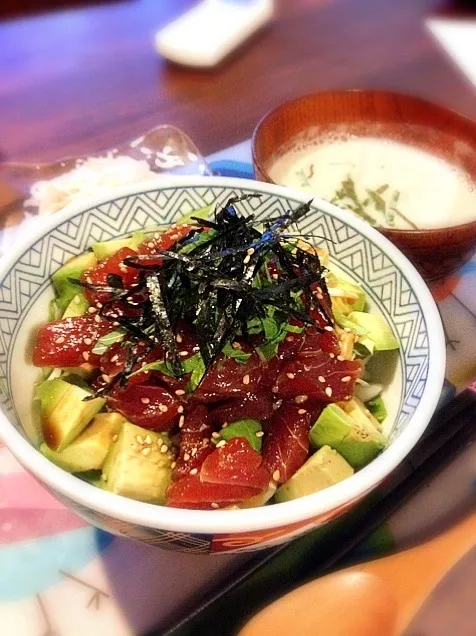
[262,403,313,484]
[32,315,113,367]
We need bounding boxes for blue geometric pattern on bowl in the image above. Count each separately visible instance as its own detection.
[0,184,427,436]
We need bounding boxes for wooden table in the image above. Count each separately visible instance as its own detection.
[1,0,475,163]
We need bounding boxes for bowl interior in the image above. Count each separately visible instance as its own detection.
[0,179,440,533]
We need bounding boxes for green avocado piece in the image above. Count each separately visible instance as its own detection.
[52,251,97,313]
[175,204,213,226]
[275,446,354,502]
[309,404,353,449]
[219,419,262,452]
[40,412,126,472]
[331,278,366,315]
[366,393,388,424]
[338,423,386,470]
[339,398,382,433]
[92,231,146,261]
[347,312,399,351]
[101,422,174,504]
[62,293,89,318]
[37,378,105,451]
[309,402,387,469]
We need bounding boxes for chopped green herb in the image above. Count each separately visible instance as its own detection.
[217,418,263,452]
[222,343,252,364]
[92,328,127,355]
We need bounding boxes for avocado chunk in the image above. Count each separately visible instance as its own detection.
[219,419,262,452]
[101,422,174,504]
[275,446,354,502]
[92,231,145,261]
[330,277,366,315]
[62,293,89,318]
[52,251,97,313]
[347,312,399,351]
[240,482,277,508]
[366,393,388,424]
[40,412,126,472]
[175,204,213,226]
[309,404,353,449]
[339,397,382,433]
[309,402,386,469]
[37,378,105,451]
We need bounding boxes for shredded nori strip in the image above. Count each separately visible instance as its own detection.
[69,194,333,393]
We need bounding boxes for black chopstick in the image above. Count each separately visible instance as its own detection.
[152,389,476,636]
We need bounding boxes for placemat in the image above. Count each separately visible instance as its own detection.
[1,142,475,636]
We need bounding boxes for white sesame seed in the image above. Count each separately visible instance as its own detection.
[141,397,150,404]
[243,255,251,264]
[298,409,307,415]
[94,314,102,323]
[142,447,151,456]
[242,374,250,385]
[111,354,119,362]
[112,435,118,442]
[177,405,184,414]
[272,273,279,280]
[222,422,228,428]
[286,372,295,379]
[325,387,333,397]
[159,404,168,412]
[86,277,93,284]
[317,292,324,300]
[191,448,198,457]
[211,502,219,509]
[179,350,189,357]
[337,355,345,361]
[136,435,144,444]
[286,336,295,342]
[84,337,92,345]
[101,374,112,383]
[212,432,220,439]
[232,341,241,349]
[179,415,185,428]
[175,389,186,396]
[176,333,183,343]
[183,453,190,461]
[216,440,227,448]
[82,351,90,361]
[341,376,351,383]
[272,386,279,393]
[273,399,283,410]
[88,307,97,314]
[147,242,155,248]
[318,376,326,383]
[272,469,281,482]
[329,353,335,358]
[157,437,163,446]
[295,395,308,404]
[171,461,177,469]
[256,431,264,438]
[190,468,198,475]
[119,264,128,273]
[324,325,334,332]
[54,336,65,344]
[96,303,103,309]
[160,444,169,454]
[145,435,152,445]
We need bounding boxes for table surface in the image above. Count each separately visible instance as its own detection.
[1,0,476,163]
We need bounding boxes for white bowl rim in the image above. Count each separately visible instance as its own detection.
[0,176,446,535]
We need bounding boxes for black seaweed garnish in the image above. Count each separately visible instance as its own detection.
[70,195,333,393]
